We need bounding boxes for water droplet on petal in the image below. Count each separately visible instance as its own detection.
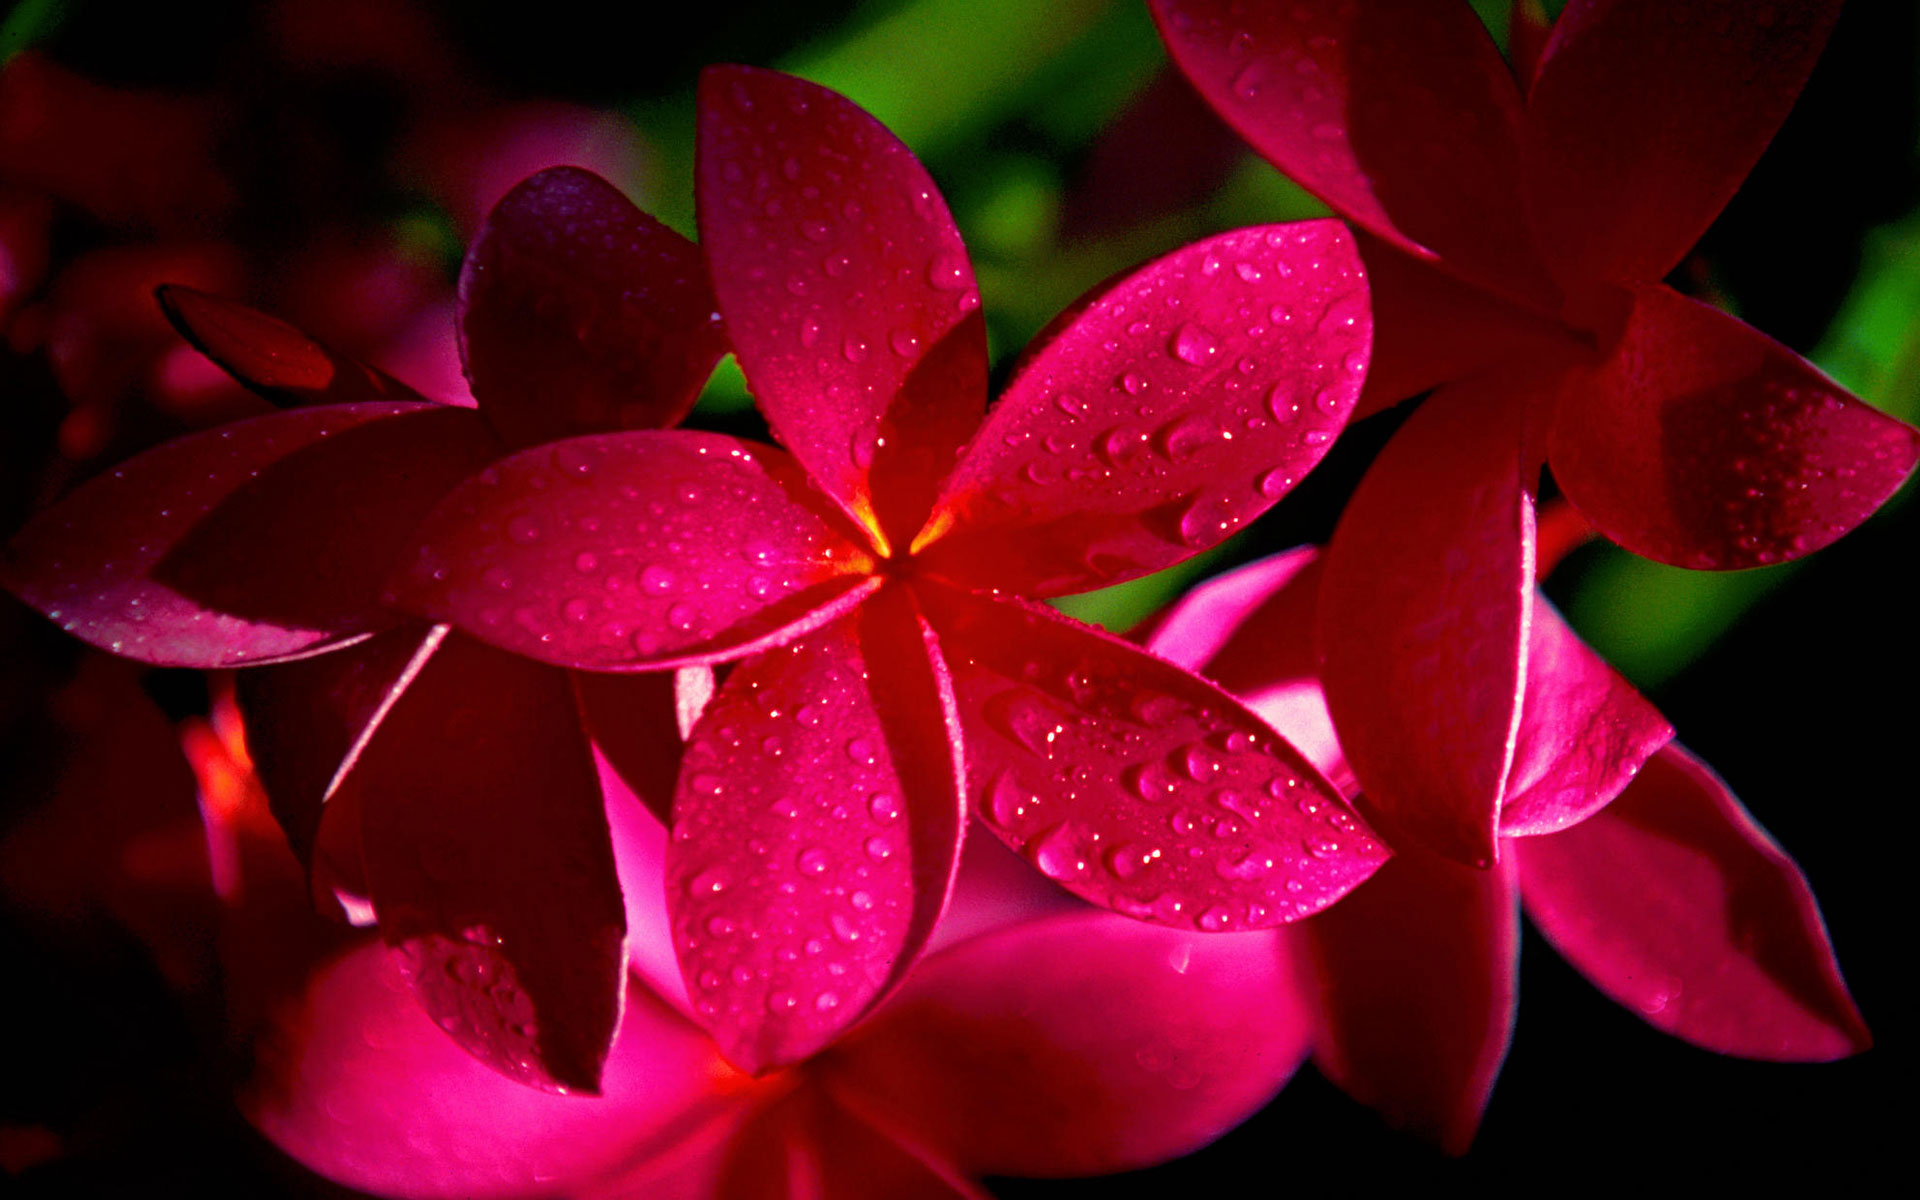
[1169,323,1221,366]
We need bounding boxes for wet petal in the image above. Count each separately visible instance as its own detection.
[1151,0,1550,303]
[1499,599,1672,837]
[668,588,965,1073]
[347,633,628,1094]
[1318,372,1537,866]
[4,403,500,667]
[1523,0,1842,286]
[157,285,429,407]
[1549,284,1920,570]
[1303,845,1520,1155]
[1515,744,1871,1060]
[917,222,1368,596]
[922,584,1386,931]
[823,912,1309,1177]
[459,166,726,450]
[697,65,988,548]
[394,431,880,670]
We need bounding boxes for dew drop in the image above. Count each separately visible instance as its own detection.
[1030,823,1088,880]
[1169,323,1221,366]
[640,564,678,595]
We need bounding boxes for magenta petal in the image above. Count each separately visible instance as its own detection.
[395,431,881,670]
[697,66,988,548]
[824,912,1309,1177]
[1499,599,1672,837]
[4,403,500,667]
[459,166,726,450]
[923,584,1386,929]
[157,285,429,407]
[712,1091,985,1200]
[243,946,730,1200]
[1549,284,1920,570]
[349,633,628,1094]
[1304,845,1520,1155]
[1151,0,1549,304]
[1318,373,1537,866]
[1522,0,1842,286]
[572,669,687,827]
[668,588,965,1073]
[917,222,1368,596]
[1515,744,1870,1060]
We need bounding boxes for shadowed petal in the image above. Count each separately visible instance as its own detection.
[394,431,880,670]
[1303,845,1519,1155]
[459,167,726,450]
[822,912,1309,1177]
[157,285,431,407]
[712,1090,987,1200]
[1516,744,1871,1060]
[668,588,965,1073]
[922,584,1385,930]
[348,633,628,1094]
[697,65,988,548]
[4,403,500,667]
[917,223,1368,596]
[1499,599,1672,837]
[573,669,689,827]
[1523,0,1842,287]
[1151,0,1550,304]
[1319,372,1538,866]
[1549,284,1920,570]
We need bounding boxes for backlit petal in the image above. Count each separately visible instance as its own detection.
[157,285,430,407]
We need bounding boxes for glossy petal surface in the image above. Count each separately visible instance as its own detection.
[1304,845,1519,1155]
[1151,0,1547,302]
[924,585,1385,930]
[5,403,499,667]
[824,913,1309,1177]
[698,65,987,546]
[1523,0,1842,286]
[395,431,879,670]
[1499,599,1672,837]
[1549,284,1920,570]
[459,166,726,450]
[669,590,965,1073]
[348,634,628,1094]
[157,285,429,407]
[1319,373,1536,866]
[917,223,1367,596]
[1516,744,1871,1060]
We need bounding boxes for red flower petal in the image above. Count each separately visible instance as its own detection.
[922,584,1386,930]
[157,285,430,407]
[394,431,880,670]
[458,167,726,450]
[1303,845,1520,1155]
[1548,284,1920,570]
[4,403,500,667]
[1522,0,1842,287]
[572,668,688,827]
[697,66,988,549]
[1515,744,1871,1060]
[348,633,629,1094]
[668,589,965,1073]
[1499,599,1672,837]
[917,222,1368,596]
[822,913,1309,1177]
[1318,373,1538,866]
[711,1090,986,1200]
[1150,0,1550,304]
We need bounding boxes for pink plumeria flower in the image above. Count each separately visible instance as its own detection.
[1154,0,1920,864]
[1148,547,1871,1151]
[393,66,1388,1073]
[4,167,726,1094]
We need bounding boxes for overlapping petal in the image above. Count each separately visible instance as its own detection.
[1522,0,1843,287]
[156,284,430,407]
[922,584,1385,929]
[4,403,500,667]
[1549,284,1920,570]
[697,65,988,547]
[668,588,965,1073]
[916,222,1368,596]
[458,166,726,450]
[394,431,880,670]
[1515,744,1871,1060]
